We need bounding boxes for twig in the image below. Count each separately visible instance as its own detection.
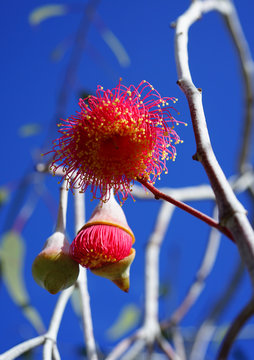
[52,345,61,360]
[43,181,71,359]
[144,202,175,339]
[216,297,254,360]
[43,286,74,360]
[138,178,233,241]
[189,258,245,360]
[132,182,214,201]
[161,206,221,329]
[171,327,187,360]
[11,187,40,234]
[42,0,101,153]
[174,0,254,287]
[74,190,98,360]
[55,181,68,233]
[0,336,45,360]
[156,334,182,360]
[133,170,254,201]
[221,1,254,172]
[120,339,146,360]
[105,332,139,360]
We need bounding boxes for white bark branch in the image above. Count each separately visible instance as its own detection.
[43,286,74,359]
[55,181,68,233]
[0,336,45,360]
[174,0,254,287]
[74,190,98,360]
[144,202,175,339]
[162,207,221,329]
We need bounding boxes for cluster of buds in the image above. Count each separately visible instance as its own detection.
[32,190,135,293]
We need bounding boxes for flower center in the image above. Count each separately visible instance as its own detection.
[99,133,149,161]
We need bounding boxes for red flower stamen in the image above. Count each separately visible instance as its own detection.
[70,222,134,269]
[48,79,185,202]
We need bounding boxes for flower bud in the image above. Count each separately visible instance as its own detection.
[32,232,79,294]
[70,194,135,292]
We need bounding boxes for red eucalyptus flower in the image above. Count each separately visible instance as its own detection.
[70,194,135,292]
[48,80,185,202]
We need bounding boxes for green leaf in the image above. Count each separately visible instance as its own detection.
[0,231,45,333]
[0,187,9,206]
[101,29,130,67]
[18,123,41,137]
[29,5,68,26]
[93,13,130,67]
[106,304,141,340]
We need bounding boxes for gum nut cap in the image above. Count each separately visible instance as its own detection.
[91,248,136,292]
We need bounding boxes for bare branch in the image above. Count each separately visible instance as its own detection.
[105,332,139,360]
[74,190,98,360]
[0,336,45,360]
[161,207,221,329]
[42,0,101,154]
[55,181,68,233]
[138,179,233,240]
[174,0,254,286]
[157,334,182,360]
[189,259,245,360]
[216,297,254,359]
[120,339,146,360]
[52,345,61,360]
[221,1,254,171]
[171,328,187,360]
[43,286,74,359]
[144,202,175,337]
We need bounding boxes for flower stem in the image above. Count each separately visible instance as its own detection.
[138,178,234,242]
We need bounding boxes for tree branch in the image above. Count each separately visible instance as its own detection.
[189,258,245,360]
[43,286,74,359]
[174,0,254,287]
[161,207,221,329]
[138,178,233,241]
[144,202,175,339]
[221,1,254,172]
[0,336,45,360]
[216,297,254,359]
[74,190,98,360]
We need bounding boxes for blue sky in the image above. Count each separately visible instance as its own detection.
[1,0,254,359]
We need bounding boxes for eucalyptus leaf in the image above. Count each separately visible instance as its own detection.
[0,231,45,333]
[0,187,9,207]
[106,304,141,340]
[29,5,68,26]
[18,123,41,137]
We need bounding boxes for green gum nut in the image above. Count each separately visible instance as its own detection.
[32,232,79,294]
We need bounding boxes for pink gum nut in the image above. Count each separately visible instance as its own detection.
[32,232,79,294]
[70,195,135,292]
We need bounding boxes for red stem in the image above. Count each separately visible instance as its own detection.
[138,178,234,242]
